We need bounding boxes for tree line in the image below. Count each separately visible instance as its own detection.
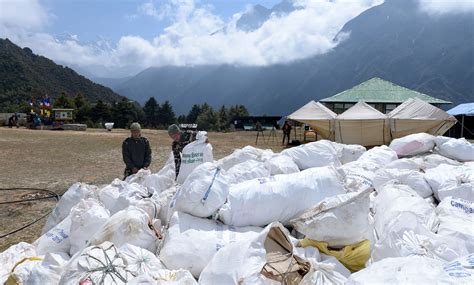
[44,93,249,130]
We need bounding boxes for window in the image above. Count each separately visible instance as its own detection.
[334,103,345,114]
[385,104,398,113]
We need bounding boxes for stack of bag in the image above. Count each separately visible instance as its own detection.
[1,133,473,284]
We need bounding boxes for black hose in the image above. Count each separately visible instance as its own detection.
[0,187,60,239]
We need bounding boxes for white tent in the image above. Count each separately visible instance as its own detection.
[388,98,457,138]
[335,101,390,146]
[286,100,337,140]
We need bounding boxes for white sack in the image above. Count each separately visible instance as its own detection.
[389,133,435,157]
[173,162,229,218]
[291,188,373,247]
[300,260,348,285]
[341,161,378,192]
[372,212,468,262]
[356,145,398,166]
[198,223,310,285]
[435,136,474,162]
[217,145,273,171]
[436,197,474,252]
[110,182,155,215]
[176,131,213,184]
[90,206,160,253]
[5,257,56,285]
[437,182,474,202]
[36,214,72,255]
[7,253,68,285]
[219,166,346,227]
[127,269,198,285]
[120,243,164,278]
[264,155,300,175]
[159,212,262,278]
[281,140,341,170]
[424,164,473,197]
[319,140,366,164]
[373,182,438,239]
[373,168,433,198]
[97,179,128,211]
[0,242,36,284]
[43,183,96,233]
[60,241,133,285]
[155,186,177,225]
[338,143,366,164]
[347,255,473,284]
[421,153,462,169]
[69,198,110,255]
[226,160,271,184]
[141,152,176,194]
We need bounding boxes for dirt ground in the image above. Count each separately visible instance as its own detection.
[0,127,287,251]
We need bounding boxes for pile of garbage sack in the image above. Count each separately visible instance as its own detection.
[1,132,473,284]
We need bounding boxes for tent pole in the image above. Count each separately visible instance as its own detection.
[461,115,465,138]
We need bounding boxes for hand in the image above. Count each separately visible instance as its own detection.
[132,167,139,174]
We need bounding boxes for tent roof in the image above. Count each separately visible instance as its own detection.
[337,101,387,120]
[388,98,454,120]
[287,100,337,121]
[320,77,451,104]
[447,103,474,116]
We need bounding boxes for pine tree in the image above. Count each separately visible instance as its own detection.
[177,115,187,124]
[218,105,229,131]
[54,92,75,108]
[90,100,111,124]
[159,101,176,127]
[143,97,160,127]
[186,104,202,123]
[197,106,218,131]
[74,93,86,109]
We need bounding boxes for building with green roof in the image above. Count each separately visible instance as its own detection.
[320,77,451,114]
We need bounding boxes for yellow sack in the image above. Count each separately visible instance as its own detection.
[5,257,43,285]
[299,238,370,272]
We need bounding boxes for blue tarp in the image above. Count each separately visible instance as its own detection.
[447,103,474,116]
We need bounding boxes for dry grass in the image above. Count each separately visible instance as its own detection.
[0,127,285,251]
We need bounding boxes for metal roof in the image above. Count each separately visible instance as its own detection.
[447,103,474,116]
[320,77,451,104]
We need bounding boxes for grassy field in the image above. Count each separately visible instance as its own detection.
[0,127,286,251]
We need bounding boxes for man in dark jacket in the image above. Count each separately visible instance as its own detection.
[122,122,152,179]
[168,124,195,178]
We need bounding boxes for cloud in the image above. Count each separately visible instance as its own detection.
[0,0,48,30]
[138,1,166,20]
[0,0,383,77]
[418,0,474,15]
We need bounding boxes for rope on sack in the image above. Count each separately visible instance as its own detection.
[264,251,297,285]
[81,244,130,284]
[201,167,221,204]
[0,187,60,239]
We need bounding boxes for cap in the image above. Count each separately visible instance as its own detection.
[130,122,141,131]
[168,124,180,135]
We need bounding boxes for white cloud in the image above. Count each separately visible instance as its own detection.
[0,0,383,77]
[0,0,48,30]
[418,0,474,15]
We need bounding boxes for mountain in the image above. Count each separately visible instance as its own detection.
[92,76,133,91]
[108,0,473,115]
[236,0,297,31]
[0,38,125,111]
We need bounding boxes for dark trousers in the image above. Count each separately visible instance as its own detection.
[123,168,133,180]
[282,132,290,145]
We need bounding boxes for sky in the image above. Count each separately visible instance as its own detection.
[1,0,473,78]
